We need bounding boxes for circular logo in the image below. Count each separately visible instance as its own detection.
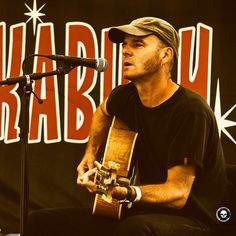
[216,207,231,222]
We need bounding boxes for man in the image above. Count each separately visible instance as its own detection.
[26,17,230,236]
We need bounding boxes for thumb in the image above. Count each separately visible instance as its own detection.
[94,161,102,170]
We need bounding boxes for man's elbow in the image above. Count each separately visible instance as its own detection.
[174,196,188,209]
[174,190,191,209]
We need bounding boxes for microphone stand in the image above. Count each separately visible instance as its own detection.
[0,65,75,236]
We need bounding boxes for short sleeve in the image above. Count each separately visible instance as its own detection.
[167,112,210,169]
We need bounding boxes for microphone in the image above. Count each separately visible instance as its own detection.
[46,55,108,72]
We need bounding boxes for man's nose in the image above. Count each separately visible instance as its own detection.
[122,46,133,57]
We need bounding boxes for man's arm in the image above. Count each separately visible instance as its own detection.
[77,98,195,209]
[77,98,112,188]
[139,164,196,209]
[113,164,196,209]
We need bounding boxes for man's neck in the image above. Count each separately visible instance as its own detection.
[133,73,179,108]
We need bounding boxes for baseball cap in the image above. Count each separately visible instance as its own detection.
[108,17,179,59]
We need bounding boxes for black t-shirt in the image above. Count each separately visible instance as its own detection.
[106,82,229,225]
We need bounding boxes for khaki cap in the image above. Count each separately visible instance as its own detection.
[108,17,180,59]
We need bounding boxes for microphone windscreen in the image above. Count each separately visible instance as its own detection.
[97,58,108,72]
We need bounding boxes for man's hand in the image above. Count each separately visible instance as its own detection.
[77,153,95,183]
[77,160,101,193]
[77,159,129,200]
[112,186,129,200]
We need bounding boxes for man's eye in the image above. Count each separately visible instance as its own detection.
[134,43,144,48]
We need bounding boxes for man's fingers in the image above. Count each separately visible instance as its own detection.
[81,169,93,184]
[77,168,97,193]
[77,168,97,185]
[94,161,102,170]
[77,161,102,193]
[77,166,86,185]
[86,182,97,193]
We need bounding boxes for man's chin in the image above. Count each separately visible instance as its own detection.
[123,74,137,81]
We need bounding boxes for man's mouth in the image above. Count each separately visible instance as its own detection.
[124,62,133,67]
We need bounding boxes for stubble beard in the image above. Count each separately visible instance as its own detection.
[124,56,161,82]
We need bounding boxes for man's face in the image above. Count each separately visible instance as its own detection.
[122,34,165,81]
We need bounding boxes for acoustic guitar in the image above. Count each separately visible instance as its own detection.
[92,116,138,219]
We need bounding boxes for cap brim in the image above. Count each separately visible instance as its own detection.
[108,25,152,43]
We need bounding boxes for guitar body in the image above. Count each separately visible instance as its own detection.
[92,116,138,219]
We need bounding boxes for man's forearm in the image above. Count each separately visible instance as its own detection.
[113,164,195,209]
[138,183,186,209]
[85,104,112,157]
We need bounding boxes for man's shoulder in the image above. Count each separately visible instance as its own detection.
[176,86,215,118]
[179,87,210,108]
[179,86,206,103]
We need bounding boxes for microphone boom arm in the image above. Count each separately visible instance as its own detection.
[0,65,75,86]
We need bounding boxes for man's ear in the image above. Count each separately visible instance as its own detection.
[161,47,174,65]
[161,47,174,64]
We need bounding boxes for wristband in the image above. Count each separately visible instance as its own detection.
[132,186,142,203]
[125,185,133,202]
